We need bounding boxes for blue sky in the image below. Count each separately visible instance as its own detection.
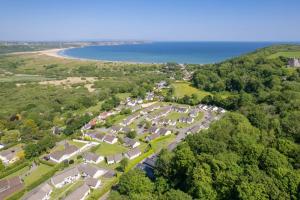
[0,0,299,41]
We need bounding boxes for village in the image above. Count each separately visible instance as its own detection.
[0,81,226,200]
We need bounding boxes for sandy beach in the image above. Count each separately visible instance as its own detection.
[38,48,69,59]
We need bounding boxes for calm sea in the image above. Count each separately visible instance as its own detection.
[60,42,282,64]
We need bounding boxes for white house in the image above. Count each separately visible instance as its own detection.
[78,163,107,179]
[124,148,141,160]
[83,152,104,164]
[103,135,118,144]
[0,146,22,165]
[51,167,81,188]
[49,144,79,163]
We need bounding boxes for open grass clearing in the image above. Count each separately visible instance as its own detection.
[172,81,211,100]
[23,164,53,186]
[268,51,300,59]
[94,142,128,156]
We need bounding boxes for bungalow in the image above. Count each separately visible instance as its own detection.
[127,99,137,107]
[212,106,219,112]
[158,128,171,136]
[124,148,141,160]
[78,164,107,179]
[148,126,160,134]
[158,118,171,125]
[156,81,168,90]
[85,178,101,189]
[0,176,24,200]
[123,137,140,148]
[178,117,194,124]
[130,105,142,112]
[106,154,122,164]
[110,125,123,134]
[145,114,158,121]
[169,120,177,126]
[137,98,143,104]
[83,152,104,164]
[103,135,118,144]
[98,111,114,121]
[23,183,52,200]
[189,109,199,118]
[49,143,79,163]
[64,184,90,200]
[51,167,80,188]
[120,113,139,126]
[145,133,160,142]
[145,92,154,101]
[0,146,22,165]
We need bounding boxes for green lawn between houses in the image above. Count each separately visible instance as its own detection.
[268,51,300,59]
[172,81,211,100]
[94,142,128,156]
[23,164,53,186]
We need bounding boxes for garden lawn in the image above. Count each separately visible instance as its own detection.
[94,142,128,156]
[23,164,53,186]
[172,82,211,100]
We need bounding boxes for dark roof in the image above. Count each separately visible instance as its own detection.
[143,157,156,168]
[103,170,116,178]
[0,176,24,200]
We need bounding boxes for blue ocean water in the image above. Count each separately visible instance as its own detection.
[60,42,280,64]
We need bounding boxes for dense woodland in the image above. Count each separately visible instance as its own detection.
[109,45,300,200]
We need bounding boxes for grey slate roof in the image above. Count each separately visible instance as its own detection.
[23,183,52,200]
[83,152,101,162]
[125,148,141,158]
[64,184,90,200]
[51,167,80,186]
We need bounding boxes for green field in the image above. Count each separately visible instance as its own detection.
[23,164,53,186]
[94,142,128,156]
[268,51,300,59]
[172,82,211,100]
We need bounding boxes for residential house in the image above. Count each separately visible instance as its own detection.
[173,106,189,113]
[189,109,199,118]
[145,133,160,142]
[87,132,105,142]
[51,167,80,188]
[0,146,22,165]
[288,58,300,67]
[120,113,139,126]
[148,126,160,134]
[83,152,104,164]
[0,176,24,200]
[137,98,143,104]
[98,111,114,121]
[78,164,107,179]
[110,125,123,134]
[103,135,118,144]
[85,178,101,189]
[49,143,79,163]
[145,92,154,101]
[178,117,194,124]
[106,154,123,165]
[64,184,90,200]
[120,127,132,134]
[23,183,52,200]
[158,128,171,136]
[123,137,140,148]
[124,148,141,160]
[169,120,177,126]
